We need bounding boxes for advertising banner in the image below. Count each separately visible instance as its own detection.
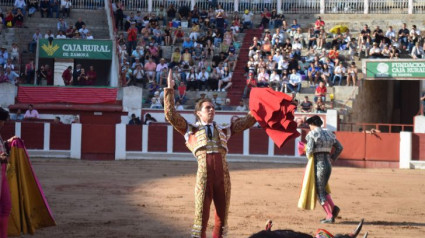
[38,39,113,60]
[365,61,425,79]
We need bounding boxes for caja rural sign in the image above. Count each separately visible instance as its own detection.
[38,39,113,60]
[365,60,425,79]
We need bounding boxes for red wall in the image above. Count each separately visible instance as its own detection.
[79,111,123,125]
[1,122,15,141]
[228,132,244,154]
[173,130,188,152]
[249,128,269,155]
[50,124,71,150]
[21,122,44,149]
[336,132,365,160]
[365,133,399,161]
[274,138,295,155]
[148,124,167,152]
[126,125,142,151]
[81,124,115,160]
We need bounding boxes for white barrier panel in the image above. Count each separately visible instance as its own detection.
[70,123,82,159]
[399,132,412,169]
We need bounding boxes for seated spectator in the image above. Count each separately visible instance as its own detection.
[176,81,187,104]
[0,68,8,83]
[218,66,232,92]
[321,63,332,85]
[175,100,185,110]
[315,97,326,113]
[62,66,73,85]
[75,17,85,30]
[132,64,145,87]
[44,30,54,39]
[369,42,382,58]
[128,113,141,125]
[9,45,19,63]
[5,67,19,84]
[65,25,75,38]
[182,48,192,65]
[332,61,345,86]
[242,9,254,30]
[346,62,358,86]
[121,63,132,86]
[28,0,38,17]
[328,45,339,60]
[173,27,185,45]
[78,24,89,39]
[24,104,39,119]
[10,109,24,121]
[300,96,313,113]
[314,81,327,102]
[86,31,94,40]
[150,91,163,109]
[308,61,321,86]
[224,51,237,72]
[40,0,50,18]
[197,67,209,90]
[235,100,247,111]
[13,8,24,27]
[269,69,281,91]
[144,58,157,84]
[14,0,26,16]
[192,44,203,61]
[4,10,14,27]
[3,59,14,71]
[411,41,424,59]
[211,93,223,110]
[61,0,72,18]
[56,31,66,39]
[155,58,168,84]
[144,113,158,124]
[257,67,269,87]
[186,67,198,91]
[287,68,302,93]
[389,45,400,59]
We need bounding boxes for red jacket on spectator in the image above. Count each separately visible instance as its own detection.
[62,68,72,85]
[127,27,137,42]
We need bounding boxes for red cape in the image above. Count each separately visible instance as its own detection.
[249,88,300,148]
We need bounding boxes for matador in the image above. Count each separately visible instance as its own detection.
[164,70,256,238]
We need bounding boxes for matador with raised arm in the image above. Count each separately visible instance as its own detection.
[164,70,256,238]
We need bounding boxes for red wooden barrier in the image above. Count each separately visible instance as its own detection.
[365,133,399,161]
[249,128,269,155]
[335,132,366,160]
[50,124,71,150]
[82,124,115,160]
[148,124,167,152]
[126,125,142,151]
[173,129,188,153]
[228,132,244,154]
[274,138,295,155]
[1,122,15,141]
[21,122,44,149]
[412,133,425,161]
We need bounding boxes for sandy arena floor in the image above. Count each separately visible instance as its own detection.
[16,159,425,238]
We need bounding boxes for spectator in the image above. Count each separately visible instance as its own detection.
[128,113,141,125]
[65,25,75,38]
[269,69,281,91]
[13,8,24,27]
[144,113,158,124]
[242,9,253,30]
[75,17,85,30]
[76,67,88,85]
[51,0,60,18]
[224,51,237,71]
[45,64,53,85]
[132,64,145,87]
[144,58,157,84]
[61,0,72,18]
[398,23,409,50]
[36,65,47,85]
[24,104,40,119]
[62,66,73,85]
[257,67,269,87]
[346,62,358,86]
[150,91,163,109]
[53,116,62,124]
[10,109,24,121]
[24,60,35,84]
[57,18,68,32]
[197,67,209,90]
[86,66,97,85]
[44,30,54,39]
[28,0,38,17]
[0,68,8,83]
[186,67,198,91]
[314,16,325,33]
[78,24,89,39]
[287,68,302,93]
[315,97,326,113]
[56,31,66,39]
[314,81,327,102]
[40,0,50,18]
[14,0,26,16]
[177,81,187,105]
[173,27,185,45]
[369,42,382,58]
[175,100,185,110]
[243,72,257,98]
[235,100,247,111]
[307,61,321,86]
[122,63,132,86]
[300,96,313,113]
[411,41,424,59]
[332,61,345,86]
[0,48,9,68]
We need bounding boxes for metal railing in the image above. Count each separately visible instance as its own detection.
[325,0,365,14]
[369,0,408,14]
[339,123,414,133]
[282,0,320,14]
[413,0,425,13]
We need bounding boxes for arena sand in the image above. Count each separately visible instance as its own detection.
[17,159,425,238]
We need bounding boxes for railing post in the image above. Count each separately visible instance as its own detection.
[148,0,153,12]
[234,0,239,12]
[115,123,126,160]
[191,0,195,10]
[408,0,413,14]
[277,0,282,14]
[320,0,325,14]
[243,129,250,155]
[399,132,412,169]
[364,0,369,14]
[70,123,82,159]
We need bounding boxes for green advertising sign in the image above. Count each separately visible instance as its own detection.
[38,39,113,60]
[366,61,425,79]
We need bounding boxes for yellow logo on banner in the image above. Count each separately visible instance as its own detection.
[41,43,60,56]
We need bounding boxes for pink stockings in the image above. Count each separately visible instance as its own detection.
[321,201,333,219]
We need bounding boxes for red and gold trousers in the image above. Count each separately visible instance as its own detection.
[191,150,231,238]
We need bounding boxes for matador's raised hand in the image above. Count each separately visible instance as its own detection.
[167,69,175,89]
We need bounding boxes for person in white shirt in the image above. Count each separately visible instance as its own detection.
[269,69,281,91]
[287,68,302,93]
[242,9,254,29]
[79,25,89,39]
[411,41,424,59]
[385,26,396,42]
[44,30,55,39]
[292,38,303,57]
[61,0,72,18]
[24,104,40,119]
[155,58,168,84]
[235,100,247,111]
[56,31,66,39]
[86,32,94,39]
[332,61,346,86]
[197,68,209,91]
[272,50,283,64]
[14,0,26,15]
